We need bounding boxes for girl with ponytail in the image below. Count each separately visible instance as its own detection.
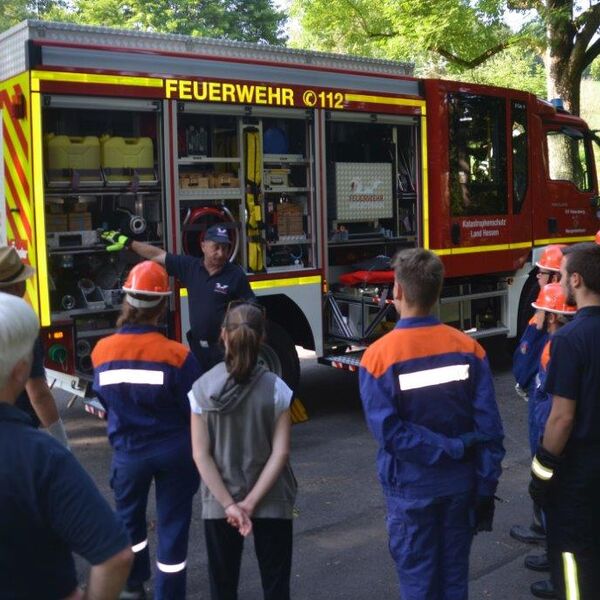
[189,302,297,600]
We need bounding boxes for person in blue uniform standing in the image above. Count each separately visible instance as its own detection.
[525,284,575,598]
[0,292,133,599]
[92,261,202,600]
[510,244,564,548]
[101,224,255,372]
[529,242,600,600]
[359,248,505,600]
[0,246,69,447]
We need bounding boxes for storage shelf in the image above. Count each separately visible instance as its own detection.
[263,154,309,164]
[179,188,242,201]
[328,236,416,248]
[77,328,118,339]
[266,264,310,273]
[52,306,121,320]
[178,157,241,165]
[263,187,310,193]
[47,241,163,255]
[44,188,161,198]
[268,238,312,246]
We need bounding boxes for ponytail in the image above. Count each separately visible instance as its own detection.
[222,303,265,383]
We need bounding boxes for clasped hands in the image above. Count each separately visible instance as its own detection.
[224,499,254,537]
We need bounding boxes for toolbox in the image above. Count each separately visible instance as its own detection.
[68,212,93,231]
[47,230,98,249]
[276,202,304,236]
[180,172,210,188]
[45,213,69,232]
[264,168,290,189]
[210,172,240,188]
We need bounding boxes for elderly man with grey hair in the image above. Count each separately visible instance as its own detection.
[0,291,134,599]
[0,246,68,446]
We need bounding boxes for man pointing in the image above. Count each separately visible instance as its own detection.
[101,226,254,371]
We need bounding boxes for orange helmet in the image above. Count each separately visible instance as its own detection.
[595,230,600,245]
[531,282,576,315]
[122,261,171,308]
[535,244,567,272]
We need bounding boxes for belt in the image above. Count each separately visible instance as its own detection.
[187,330,217,349]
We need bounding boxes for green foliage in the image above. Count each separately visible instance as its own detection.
[0,0,67,32]
[289,0,548,92]
[1,0,286,45]
[455,46,546,96]
[590,58,600,81]
[290,0,520,65]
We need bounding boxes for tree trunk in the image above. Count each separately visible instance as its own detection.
[544,0,581,115]
[546,58,580,115]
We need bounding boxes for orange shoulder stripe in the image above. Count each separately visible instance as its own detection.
[541,340,551,370]
[92,332,190,369]
[360,324,486,378]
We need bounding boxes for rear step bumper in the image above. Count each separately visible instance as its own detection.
[319,325,508,372]
[318,350,365,371]
[83,398,107,420]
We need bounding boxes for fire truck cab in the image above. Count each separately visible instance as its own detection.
[0,21,597,410]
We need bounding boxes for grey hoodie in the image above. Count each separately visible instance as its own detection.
[191,362,297,519]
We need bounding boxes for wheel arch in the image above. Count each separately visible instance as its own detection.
[256,293,317,351]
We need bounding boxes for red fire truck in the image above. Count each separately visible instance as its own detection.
[1,20,597,413]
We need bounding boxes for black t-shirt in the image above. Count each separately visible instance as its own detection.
[15,335,45,428]
[0,404,129,598]
[544,306,600,444]
[165,254,254,343]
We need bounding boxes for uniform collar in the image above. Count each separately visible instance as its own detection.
[575,305,600,318]
[118,324,163,335]
[394,315,440,329]
[203,260,230,279]
[0,402,35,426]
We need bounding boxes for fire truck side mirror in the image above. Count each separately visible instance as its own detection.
[451,223,461,245]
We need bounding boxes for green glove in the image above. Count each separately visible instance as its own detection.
[100,230,131,252]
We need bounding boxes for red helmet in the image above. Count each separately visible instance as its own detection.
[122,261,171,308]
[531,282,576,315]
[535,244,567,272]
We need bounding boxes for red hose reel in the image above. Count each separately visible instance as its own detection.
[182,206,239,260]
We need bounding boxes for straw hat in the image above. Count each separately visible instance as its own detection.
[0,247,35,287]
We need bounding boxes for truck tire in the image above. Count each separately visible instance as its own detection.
[517,275,539,340]
[258,320,300,391]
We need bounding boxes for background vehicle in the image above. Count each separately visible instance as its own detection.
[1,21,597,413]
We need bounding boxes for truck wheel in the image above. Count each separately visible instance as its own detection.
[258,321,300,391]
[517,275,539,340]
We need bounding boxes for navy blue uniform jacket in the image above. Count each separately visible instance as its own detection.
[359,316,505,499]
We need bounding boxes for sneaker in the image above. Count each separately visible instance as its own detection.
[530,579,556,599]
[509,524,546,544]
[524,552,550,572]
[119,584,146,600]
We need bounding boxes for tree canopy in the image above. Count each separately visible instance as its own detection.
[0,0,286,45]
[290,0,600,115]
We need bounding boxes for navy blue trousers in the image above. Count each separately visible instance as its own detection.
[385,492,474,600]
[545,449,600,600]
[111,444,199,599]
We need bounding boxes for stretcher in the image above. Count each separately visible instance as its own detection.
[324,268,396,344]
